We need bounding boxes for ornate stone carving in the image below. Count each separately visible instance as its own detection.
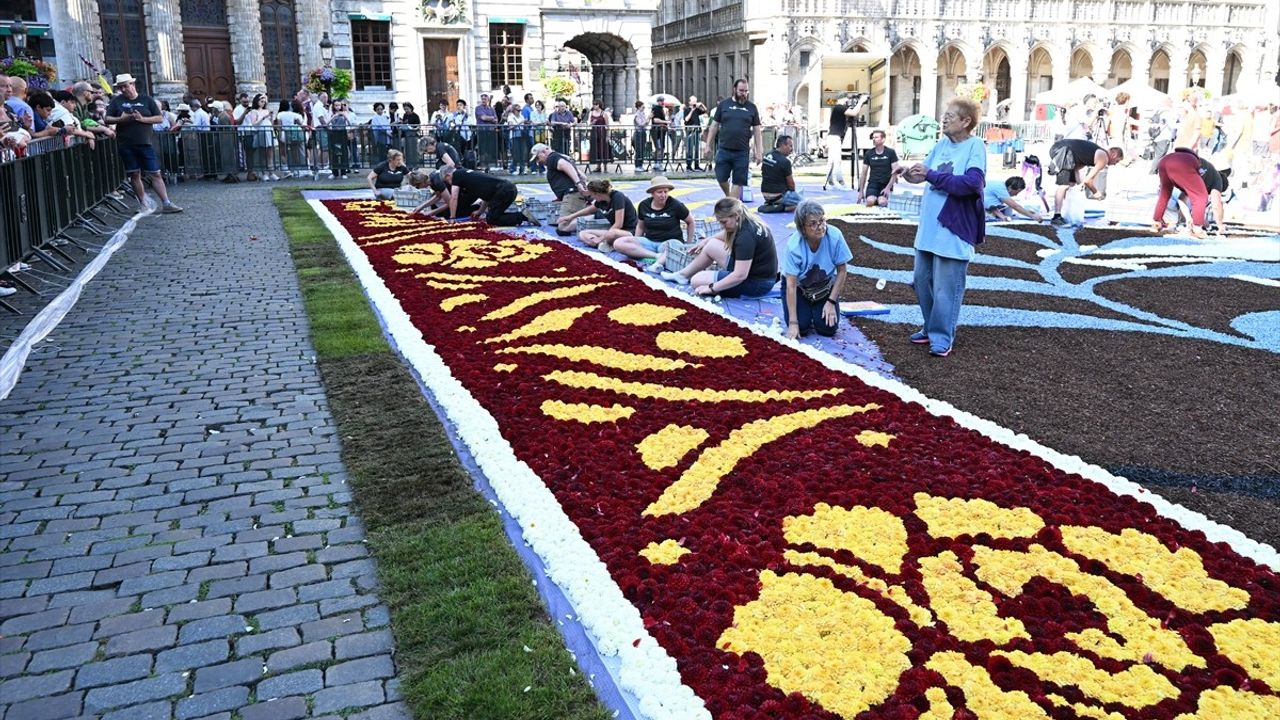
[420,0,466,25]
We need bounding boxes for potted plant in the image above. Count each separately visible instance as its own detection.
[306,67,353,99]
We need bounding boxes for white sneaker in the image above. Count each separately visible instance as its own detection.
[660,270,690,286]
[8,262,31,272]
[0,286,16,297]
[269,173,281,181]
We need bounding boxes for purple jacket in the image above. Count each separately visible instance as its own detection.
[927,166,986,247]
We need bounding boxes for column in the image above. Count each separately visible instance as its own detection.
[227,0,267,95]
[1050,43,1069,94]
[49,0,104,86]
[294,0,331,77]
[1166,49,1188,97]
[1007,52,1028,122]
[1202,47,1227,96]
[919,48,938,118]
[144,0,187,101]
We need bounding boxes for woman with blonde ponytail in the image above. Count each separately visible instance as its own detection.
[660,197,778,297]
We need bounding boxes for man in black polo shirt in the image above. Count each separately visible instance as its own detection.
[1047,139,1123,225]
[435,166,532,226]
[704,79,763,200]
[421,136,461,169]
[824,93,866,191]
[759,135,802,213]
[531,142,594,234]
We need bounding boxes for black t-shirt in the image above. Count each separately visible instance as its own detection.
[829,102,850,138]
[545,151,579,199]
[594,190,638,232]
[401,112,420,126]
[760,150,792,194]
[637,197,689,241]
[1198,158,1227,193]
[863,146,899,185]
[434,142,461,166]
[713,98,761,151]
[727,219,778,282]
[452,168,510,198]
[105,94,160,146]
[371,161,408,189]
[1055,139,1103,169]
[683,105,704,129]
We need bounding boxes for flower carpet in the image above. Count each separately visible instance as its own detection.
[312,198,1280,720]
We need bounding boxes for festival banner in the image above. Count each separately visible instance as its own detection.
[313,199,1280,720]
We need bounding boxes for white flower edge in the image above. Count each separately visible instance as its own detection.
[524,227,1280,571]
[309,202,710,720]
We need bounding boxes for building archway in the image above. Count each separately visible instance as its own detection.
[1070,47,1093,80]
[564,33,638,117]
[1187,48,1207,87]
[1108,48,1132,88]
[1026,46,1053,115]
[889,44,921,123]
[1149,49,1170,93]
[181,0,235,102]
[1224,48,1243,95]
[935,45,967,113]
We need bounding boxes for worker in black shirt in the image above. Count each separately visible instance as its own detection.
[530,142,594,234]
[421,136,461,169]
[428,166,535,226]
[759,135,803,213]
[1048,138,1123,225]
[858,129,900,206]
[703,79,763,200]
[824,93,867,191]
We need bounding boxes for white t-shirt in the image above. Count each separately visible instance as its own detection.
[49,104,81,130]
[191,109,211,129]
[309,100,330,126]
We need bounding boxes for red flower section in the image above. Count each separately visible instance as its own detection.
[323,201,1280,720]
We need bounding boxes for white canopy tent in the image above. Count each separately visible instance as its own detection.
[1109,79,1171,109]
[1034,77,1109,106]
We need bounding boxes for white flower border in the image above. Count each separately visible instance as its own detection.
[310,202,1278,720]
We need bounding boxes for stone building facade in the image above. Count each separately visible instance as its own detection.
[654,0,1280,125]
[23,0,658,112]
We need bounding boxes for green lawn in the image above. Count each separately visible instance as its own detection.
[273,189,610,720]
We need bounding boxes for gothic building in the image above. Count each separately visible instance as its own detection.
[11,0,657,112]
[653,0,1280,123]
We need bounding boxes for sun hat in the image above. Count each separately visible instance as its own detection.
[175,103,191,112]
[645,175,675,193]
[113,73,137,87]
[529,142,550,160]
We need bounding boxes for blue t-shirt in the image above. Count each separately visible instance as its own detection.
[914,135,987,262]
[782,225,853,279]
[982,178,1011,209]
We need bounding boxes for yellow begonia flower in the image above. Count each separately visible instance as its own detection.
[608,303,687,326]
[540,400,634,423]
[635,425,709,471]
[654,330,748,358]
[1207,618,1280,689]
[913,493,1045,540]
[998,651,1177,707]
[639,539,691,565]
[919,551,1029,644]
[1172,685,1280,720]
[783,503,908,575]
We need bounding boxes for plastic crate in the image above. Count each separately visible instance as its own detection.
[888,192,922,217]
[522,198,562,223]
[394,187,429,211]
[576,217,612,234]
[698,218,723,239]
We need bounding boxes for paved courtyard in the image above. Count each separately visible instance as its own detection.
[0,183,405,720]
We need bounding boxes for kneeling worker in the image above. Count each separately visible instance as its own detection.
[759,134,803,213]
[421,136,461,169]
[425,165,535,226]
[983,176,1043,221]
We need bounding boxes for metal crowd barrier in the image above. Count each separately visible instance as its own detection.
[152,123,741,179]
[1,136,126,305]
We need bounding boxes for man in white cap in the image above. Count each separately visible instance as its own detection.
[104,74,182,213]
[530,142,591,234]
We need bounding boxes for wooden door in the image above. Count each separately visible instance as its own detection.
[184,28,235,102]
[423,39,459,109]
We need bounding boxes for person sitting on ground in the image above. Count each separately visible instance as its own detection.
[368,148,410,200]
[430,165,532,226]
[983,176,1043,221]
[557,178,638,250]
[421,135,461,170]
[759,134,803,213]
[661,197,778,298]
[859,129,900,206]
[1047,138,1123,225]
[613,175,696,269]
[531,142,593,235]
[782,200,851,339]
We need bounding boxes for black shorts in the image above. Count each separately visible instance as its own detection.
[1055,167,1078,186]
[865,181,889,197]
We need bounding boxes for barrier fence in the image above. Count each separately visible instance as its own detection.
[1,136,127,302]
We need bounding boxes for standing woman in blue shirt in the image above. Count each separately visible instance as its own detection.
[896,98,986,357]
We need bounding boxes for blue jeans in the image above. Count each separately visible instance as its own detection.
[913,249,969,352]
[714,270,776,298]
[782,286,838,337]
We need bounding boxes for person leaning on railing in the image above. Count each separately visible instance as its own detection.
[70,81,115,139]
[548,100,575,156]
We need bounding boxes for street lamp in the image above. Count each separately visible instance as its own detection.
[319,32,334,68]
[9,17,28,58]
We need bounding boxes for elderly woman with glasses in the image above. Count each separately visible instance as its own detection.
[895,97,986,357]
[781,201,852,340]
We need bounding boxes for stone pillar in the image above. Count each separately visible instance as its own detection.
[1128,45,1150,87]
[294,0,331,79]
[919,49,939,118]
[144,0,187,101]
[49,0,105,85]
[227,0,267,95]
[1202,47,1227,96]
[1166,49,1189,98]
[1050,43,1070,95]
[1007,52,1028,122]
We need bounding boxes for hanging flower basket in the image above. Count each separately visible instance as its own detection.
[953,82,991,103]
[305,67,353,100]
[0,57,57,91]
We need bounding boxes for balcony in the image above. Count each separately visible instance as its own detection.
[653,3,744,45]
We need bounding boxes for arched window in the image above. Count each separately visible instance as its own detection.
[261,0,302,102]
[99,0,150,92]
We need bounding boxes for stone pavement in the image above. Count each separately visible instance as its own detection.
[0,182,407,720]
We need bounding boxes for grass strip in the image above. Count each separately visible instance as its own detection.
[273,189,610,720]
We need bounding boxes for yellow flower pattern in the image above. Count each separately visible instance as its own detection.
[639,539,692,565]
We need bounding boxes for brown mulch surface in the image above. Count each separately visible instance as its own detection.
[834,221,1280,550]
